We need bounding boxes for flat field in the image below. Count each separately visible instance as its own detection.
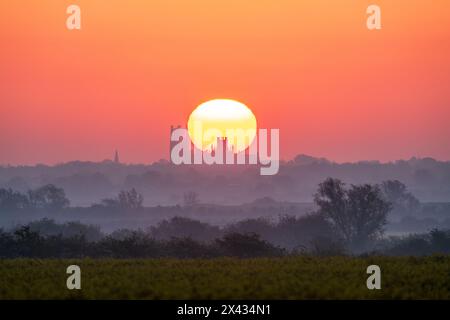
[0,257,449,299]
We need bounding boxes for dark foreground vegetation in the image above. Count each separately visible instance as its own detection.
[1,177,449,257]
[1,217,449,258]
[1,257,449,299]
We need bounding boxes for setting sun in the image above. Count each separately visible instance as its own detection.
[187,99,257,153]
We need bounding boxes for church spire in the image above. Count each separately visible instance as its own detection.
[114,150,120,163]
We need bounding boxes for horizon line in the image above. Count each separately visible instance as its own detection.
[1,154,449,168]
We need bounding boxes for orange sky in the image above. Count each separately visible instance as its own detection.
[1,0,450,165]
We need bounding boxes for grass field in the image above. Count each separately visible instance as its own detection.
[0,256,449,299]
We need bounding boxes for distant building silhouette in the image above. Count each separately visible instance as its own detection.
[169,125,244,164]
[213,137,235,164]
[170,125,182,160]
[114,150,120,163]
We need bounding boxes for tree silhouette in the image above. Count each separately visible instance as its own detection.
[314,178,391,251]
[183,191,199,207]
[381,180,420,216]
[0,188,29,210]
[27,184,69,210]
[97,188,144,209]
[118,188,143,209]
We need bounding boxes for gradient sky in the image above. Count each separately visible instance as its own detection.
[1,0,449,165]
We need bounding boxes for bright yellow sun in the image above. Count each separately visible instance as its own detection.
[187,99,257,153]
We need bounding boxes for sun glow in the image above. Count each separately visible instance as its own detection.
[187,99,257,153]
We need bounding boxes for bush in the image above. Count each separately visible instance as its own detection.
[150,216,222,242]
[26,218,103,242]
[97,232,160,258]
[382,229,450,256]
[215,233,284,258]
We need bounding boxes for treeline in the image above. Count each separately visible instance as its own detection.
[0,223,283,259]
[0,184,70,210]
[1,216,449,258]
[0,185,144,210]
[0,178,432,253]
[1,179,421,216]
[3,177,446,257]
[2,155,449,206]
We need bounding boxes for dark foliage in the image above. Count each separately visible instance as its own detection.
[93,188,144,209]
[382,229,450,256]
[314,178,391,252]
[0,221,283,259]
[0,184,69,210]
[215,232,284,258]
[381,180,420,217]
[149,216,222,242]
[224,213,338,251]
[28,184,70,209]
[0,218,449,258]
[26,218,103,242]
[0,188,29,209]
